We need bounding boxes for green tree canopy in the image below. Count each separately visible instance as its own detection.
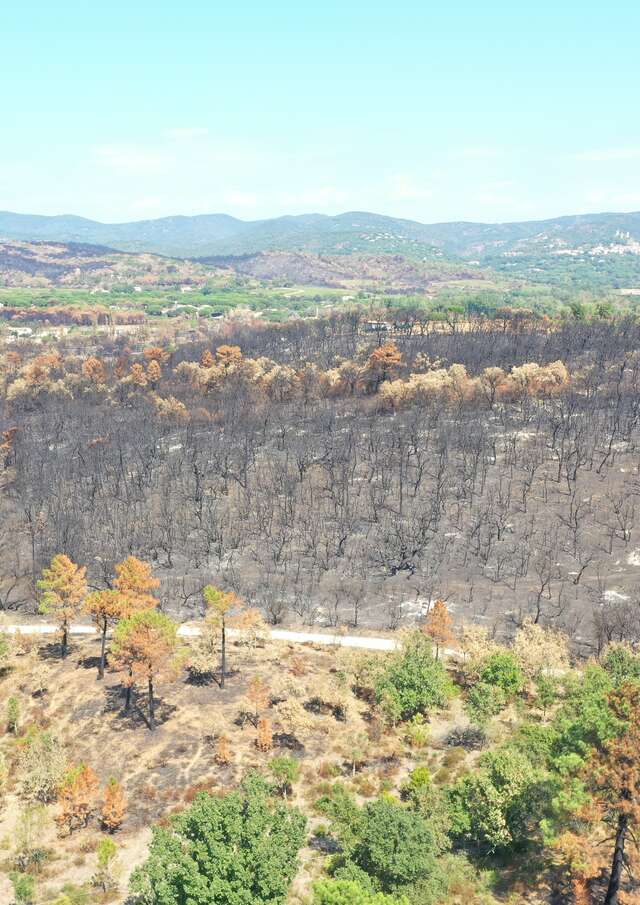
[375,634,453,721]
[342,797,443,892]
[601,643,640,687]
[449,748,554,854]
[464,682,506,728]
[479,651,524,696]
[130,773,306,905]
[552,665,620,762]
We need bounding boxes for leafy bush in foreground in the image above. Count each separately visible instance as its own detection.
[375,634,453,721]
[130,772,306,904]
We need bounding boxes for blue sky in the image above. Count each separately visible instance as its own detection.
[2,1,639,224]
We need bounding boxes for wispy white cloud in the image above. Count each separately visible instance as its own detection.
[473,180,516,206]
[573,148,640,162]
[387,174,434,202]
[454,147,503,161]
[126,196,167,216]
[222,190,260,207]
[93,145,170,173]
[584,189,640,208]
[164,127,210,141]
[93,135,261,178]
[279,186,350,208]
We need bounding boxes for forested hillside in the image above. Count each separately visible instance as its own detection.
[2,209,640,258]
[2,209,640,290]
[2,311,640,903]
[2,312,640,646]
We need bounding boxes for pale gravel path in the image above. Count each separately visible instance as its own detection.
[0,621,401,651]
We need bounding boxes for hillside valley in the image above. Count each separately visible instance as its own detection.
[0,241,495,293]
[3,208,640,293]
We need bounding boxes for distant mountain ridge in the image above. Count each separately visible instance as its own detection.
[1,209,640,260]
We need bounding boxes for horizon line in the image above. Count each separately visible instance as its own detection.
[1,207,640,230]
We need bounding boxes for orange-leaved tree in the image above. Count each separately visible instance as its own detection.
[203,585,243,688]
[84,589,127,680]
[84,557,158,683]
[101,777,126,832]
[364,341,403,391]
[143,346,168,364]
[256,717,273,752]
[422,600,454,660]
[114,556,160,612]
[38,554,87,658]
[588,683,640,905]
[81,356,107,386]
[147,359,162,387]
[246,675,270,725]
[216,345,242,370]
[215,735,232,765]
[56,763,100,835]
[110,610,183,730]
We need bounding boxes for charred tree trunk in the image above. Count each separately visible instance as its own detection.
[220,619,226,689]
[124,667,133,712]
[98,616,107,680]
[148,676,155,730]
[604,812,628,905]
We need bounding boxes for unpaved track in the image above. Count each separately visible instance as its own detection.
[0,621,401,651]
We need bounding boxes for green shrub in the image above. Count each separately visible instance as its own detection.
[53,885,90,905]
[9,872,36,905]
[405,766,431,795]
[403,714,430,748]
[375,634,453,721]
[552,665,619,760]
[314,783,361,849]
[93,838,119,892]
[535,675,559,717]
[130,772,306,904]
[601,643,640,686]
[448,748,553,854]
[7,696,20,734]
[479,652,524,696]
[18,728,66,802]
[464,682,506,728]
[269,756,301,798]
[347,798,443,891]
[313,879,410,904]
[0,633,12,672]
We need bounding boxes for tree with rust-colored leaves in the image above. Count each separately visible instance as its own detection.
[101,778,126,832]
[84,589,127,680]
[56,763,100,835]
[215,735,232,766]
[110,611,183,730]
[147,359,162,388]
[81,356,107,386]
[256,718,273,752]
[216,344,242,369]
[246,675,270,725]
[363,342,403,392]
[422,600,454,660]
[38,555,87,657]
[587,683,640,905]
[114,556,160,612]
